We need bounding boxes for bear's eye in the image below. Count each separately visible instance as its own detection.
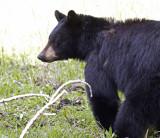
[49,35,52,41]
[49,34,55,42]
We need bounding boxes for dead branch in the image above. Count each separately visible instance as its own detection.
[19,79,92,138]
[0,93,50,103]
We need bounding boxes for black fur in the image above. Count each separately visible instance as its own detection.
[38,10,160,138]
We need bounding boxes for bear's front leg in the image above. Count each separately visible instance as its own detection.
[88,95,120,130]
[85,61,120,130]
[114,99,148,138]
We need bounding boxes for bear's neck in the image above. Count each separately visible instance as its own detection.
[75,32,100,61]
[74,15,114,61]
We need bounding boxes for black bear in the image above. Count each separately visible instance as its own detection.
[38,10,160,138]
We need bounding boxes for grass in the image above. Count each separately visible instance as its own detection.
[0,51,158,138]
[0,52,108,138]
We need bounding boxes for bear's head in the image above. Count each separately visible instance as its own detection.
[38,10,82,62]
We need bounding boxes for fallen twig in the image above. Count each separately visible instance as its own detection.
[145,129,149,138]
[19,79,92,138]
[0,93,50,103]
[50,80,93,100]
[43,112,56,116]
[19,89,67,138]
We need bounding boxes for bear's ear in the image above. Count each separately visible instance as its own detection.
[67,10,80,25]
[55,10,66,21]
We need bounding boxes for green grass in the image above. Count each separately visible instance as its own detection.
[0,52,157,138]
[0,53,108,138]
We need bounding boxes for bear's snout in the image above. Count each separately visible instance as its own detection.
[38,44,59,62]
[37,53,47,62]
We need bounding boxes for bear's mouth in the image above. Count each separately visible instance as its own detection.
[45,57,61,62]
[37,54,60,63]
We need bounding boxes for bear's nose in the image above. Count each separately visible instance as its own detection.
[37,53,47,62]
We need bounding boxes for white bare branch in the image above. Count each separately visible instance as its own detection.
[0,93,50,103]
[19,79,92,138]
[0,79,92,138]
